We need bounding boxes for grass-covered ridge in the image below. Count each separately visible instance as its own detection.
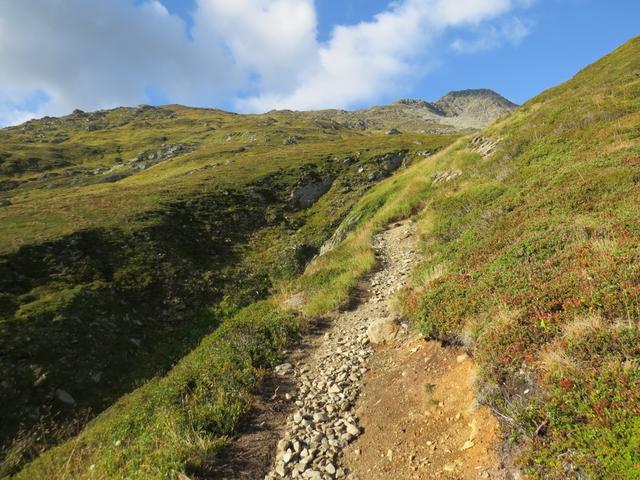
[0,100,456,475]
[401,36,640,478]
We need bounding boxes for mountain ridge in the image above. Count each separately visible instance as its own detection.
[7,88,517,138]
[311,88,518,133]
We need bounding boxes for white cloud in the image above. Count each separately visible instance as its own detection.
[0,0,534,125]
[240,0,532,111]
[194,0,318,92]
[0,0,236,125]
[450,17,533,53]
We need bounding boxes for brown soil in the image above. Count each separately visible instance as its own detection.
[342,335,507,480]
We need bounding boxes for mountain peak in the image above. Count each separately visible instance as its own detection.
[433,89,517,127]
[386,89,517,130]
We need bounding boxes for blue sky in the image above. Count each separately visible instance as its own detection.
[159,0,640,105]
[0,0,638,125]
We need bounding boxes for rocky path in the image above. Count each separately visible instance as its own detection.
[261,220,504,480]
[264,221,416,480]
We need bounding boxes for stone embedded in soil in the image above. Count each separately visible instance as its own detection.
[366,317,401,344]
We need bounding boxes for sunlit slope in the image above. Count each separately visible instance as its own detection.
[405,35,640,478]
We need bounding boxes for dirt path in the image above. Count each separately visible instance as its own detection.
[342,336,506,480]
[223,221,505,479]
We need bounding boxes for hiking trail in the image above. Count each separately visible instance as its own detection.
[215,221,507,480]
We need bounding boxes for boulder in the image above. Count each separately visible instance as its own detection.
[367,317,401,344]
[55,388,76,406]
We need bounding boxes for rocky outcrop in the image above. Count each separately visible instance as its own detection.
[289,179,333,210]
[434,89,518,129]
[307,89,517,133]
[431,170,462,185]
[130,143,195,170]
[319,213,362,256]
[470,136,499,158]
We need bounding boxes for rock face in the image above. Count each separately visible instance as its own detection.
[131,143,195,170]
[309,89,517,133]
[319,213,362,256]
[289,179,332,210]
[433,89,518,129]
[470,136,499,158]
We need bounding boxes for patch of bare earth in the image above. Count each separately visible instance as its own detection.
[342,335,507,479]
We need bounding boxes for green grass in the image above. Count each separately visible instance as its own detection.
[4,133,457,479]
[399,36,640,478]
[0,100,456,475]
[8,301,300,479]
[10,127,458,480]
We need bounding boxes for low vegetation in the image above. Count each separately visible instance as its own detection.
[402,36,640,478]
[3,34,639,480]
[0,100,455,476]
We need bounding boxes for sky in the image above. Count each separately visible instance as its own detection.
[0,0,638,126]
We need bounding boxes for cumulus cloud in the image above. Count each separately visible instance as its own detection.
[0,0,534,125]
[240,0,531,111]
[0,0,236,125]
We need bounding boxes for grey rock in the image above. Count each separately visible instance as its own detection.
[303,470,323,480]
[313,412,328,423]
[275,363,294,375]
[55,388,76,406]
[345,423,361,436]
[289,179,332,210]
[283,450,296,464]
[283,136,300,145]
[275,462,287,477]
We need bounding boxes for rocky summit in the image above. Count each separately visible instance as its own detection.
[311,89,517,135]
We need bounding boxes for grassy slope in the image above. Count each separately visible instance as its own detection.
[7,36,640,479]
[0,103,456,474]
[294,36,640,478]
[10,122,459,479]
[402,36,640,478]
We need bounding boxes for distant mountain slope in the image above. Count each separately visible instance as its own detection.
[309,89,518,134]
